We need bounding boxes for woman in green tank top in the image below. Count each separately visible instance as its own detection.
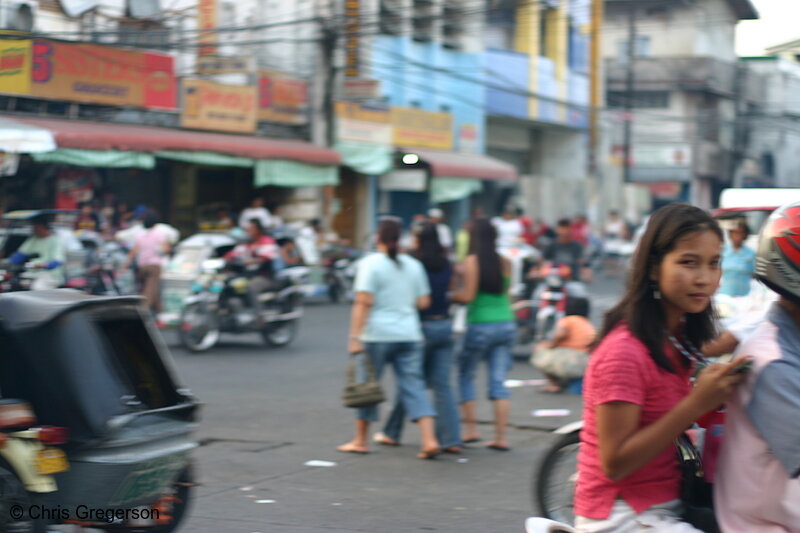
[452,218,516,451]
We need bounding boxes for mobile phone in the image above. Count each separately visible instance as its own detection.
[732,359,753,374]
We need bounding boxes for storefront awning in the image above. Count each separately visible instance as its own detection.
[12,116,341,166]
[398,148,517,181]
[0,117,56,153]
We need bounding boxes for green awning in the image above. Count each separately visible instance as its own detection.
[334,141,393,175]
[156,150,254,167]
[31,148,155,169]
[430,177,482,203]
[254,159,338,187]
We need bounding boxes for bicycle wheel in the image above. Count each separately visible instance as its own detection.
[534,431,581,525]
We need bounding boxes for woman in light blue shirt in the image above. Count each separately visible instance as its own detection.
[337,218,441,459]
[719,219,756,297]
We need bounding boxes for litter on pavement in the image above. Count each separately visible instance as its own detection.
[305,460,337,467]
[531,409,572,417]
[504,379,548,388]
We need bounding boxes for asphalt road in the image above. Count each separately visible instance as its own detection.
[156,273,623,533]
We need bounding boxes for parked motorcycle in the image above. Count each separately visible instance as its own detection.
[179,258,309,352]
[0,253,39,292]
[532,420,717,532]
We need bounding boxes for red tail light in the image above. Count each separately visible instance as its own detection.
[36,426,69,445]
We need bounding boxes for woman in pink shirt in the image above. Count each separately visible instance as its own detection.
[123,212,170,314]
[574,203,749,532]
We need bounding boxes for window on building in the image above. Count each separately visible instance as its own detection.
[413,0,435,42]
[617,35,651,61]
[485,0,515,50]
[607,90,670,109]
[117,18,171,49]
[442,0,464,49]
[380,0,404,36]
[539,8,552,58]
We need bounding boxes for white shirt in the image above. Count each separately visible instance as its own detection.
[436,223,453,248]
[492,217,524,248]
[238,207,273,230]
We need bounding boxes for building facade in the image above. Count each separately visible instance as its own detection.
[601,0,758,214]
[483,0,596,224]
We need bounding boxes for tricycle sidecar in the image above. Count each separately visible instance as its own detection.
[0,289,200,531]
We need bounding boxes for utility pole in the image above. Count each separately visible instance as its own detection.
[622,3,636,183]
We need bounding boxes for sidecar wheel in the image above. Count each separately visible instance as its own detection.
[0,464,46,533]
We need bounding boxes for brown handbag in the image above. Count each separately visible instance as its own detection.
[342,353,385,408]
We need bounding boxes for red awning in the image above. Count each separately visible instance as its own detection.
[13,116,340,166]
[400,148,517,181]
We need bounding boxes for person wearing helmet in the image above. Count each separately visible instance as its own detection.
[714,201,800,533]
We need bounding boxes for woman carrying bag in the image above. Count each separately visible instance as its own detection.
[337,218,441,459]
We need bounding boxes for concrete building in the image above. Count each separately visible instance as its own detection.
[735,43,800,189]
[483,0,596,224]
[601,0,758,213]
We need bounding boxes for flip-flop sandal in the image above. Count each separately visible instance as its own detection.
[443,446,463,454]
[463,437,481,444]
[337,444,369,455]
[486,443,511,452]
[372,433,400,447]
[417,449,441,460]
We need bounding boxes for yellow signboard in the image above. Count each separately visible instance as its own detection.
[0,40,31,95]
[391,107,453,150]
[180,78,257,134]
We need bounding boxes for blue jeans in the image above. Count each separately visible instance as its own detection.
[458,321,515,402]
[382,320,463,449]
[356,341,436,423]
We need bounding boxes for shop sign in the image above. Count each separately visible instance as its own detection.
[458,123,478,153]
[180,78,257,134]
[342,78,380,101]
[196,55,252,75]
[632,144,692,167]
[379,169,427,192]
[0,39,31,95]
[392,107,453,151]
[344,0,360,77]
[197,0,218,57]
[335,101,391,144]
[258,71,309,125]
[29,40,177,109]
[55,168,96,209]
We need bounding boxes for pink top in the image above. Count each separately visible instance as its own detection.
[134,228,168,267]
[714,307,800,532]
[575,324,692,519]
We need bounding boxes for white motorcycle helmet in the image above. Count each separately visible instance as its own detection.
[755,201,800,303]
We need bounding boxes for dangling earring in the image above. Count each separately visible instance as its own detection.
[652,283,661,300]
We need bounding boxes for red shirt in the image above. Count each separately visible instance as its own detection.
[570,221,590,246]
[225,235,278,262]
[575,324,692,519]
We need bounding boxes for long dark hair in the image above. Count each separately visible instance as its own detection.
[378,218,402,266]
[597,203,723,373]
[470,218,503,294]
[414,222,449,273]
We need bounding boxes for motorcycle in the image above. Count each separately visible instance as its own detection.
[321,244,361,303]
[179,257,309,352]
[64,232,134,296]
[0,254,37,292]
[523,263,589,343]
[0,289,199,532]
[531,420,717,532]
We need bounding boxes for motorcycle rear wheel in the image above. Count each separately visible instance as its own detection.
[534,431,580,525]
[180,303,221,352]
[262,320,297,347]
